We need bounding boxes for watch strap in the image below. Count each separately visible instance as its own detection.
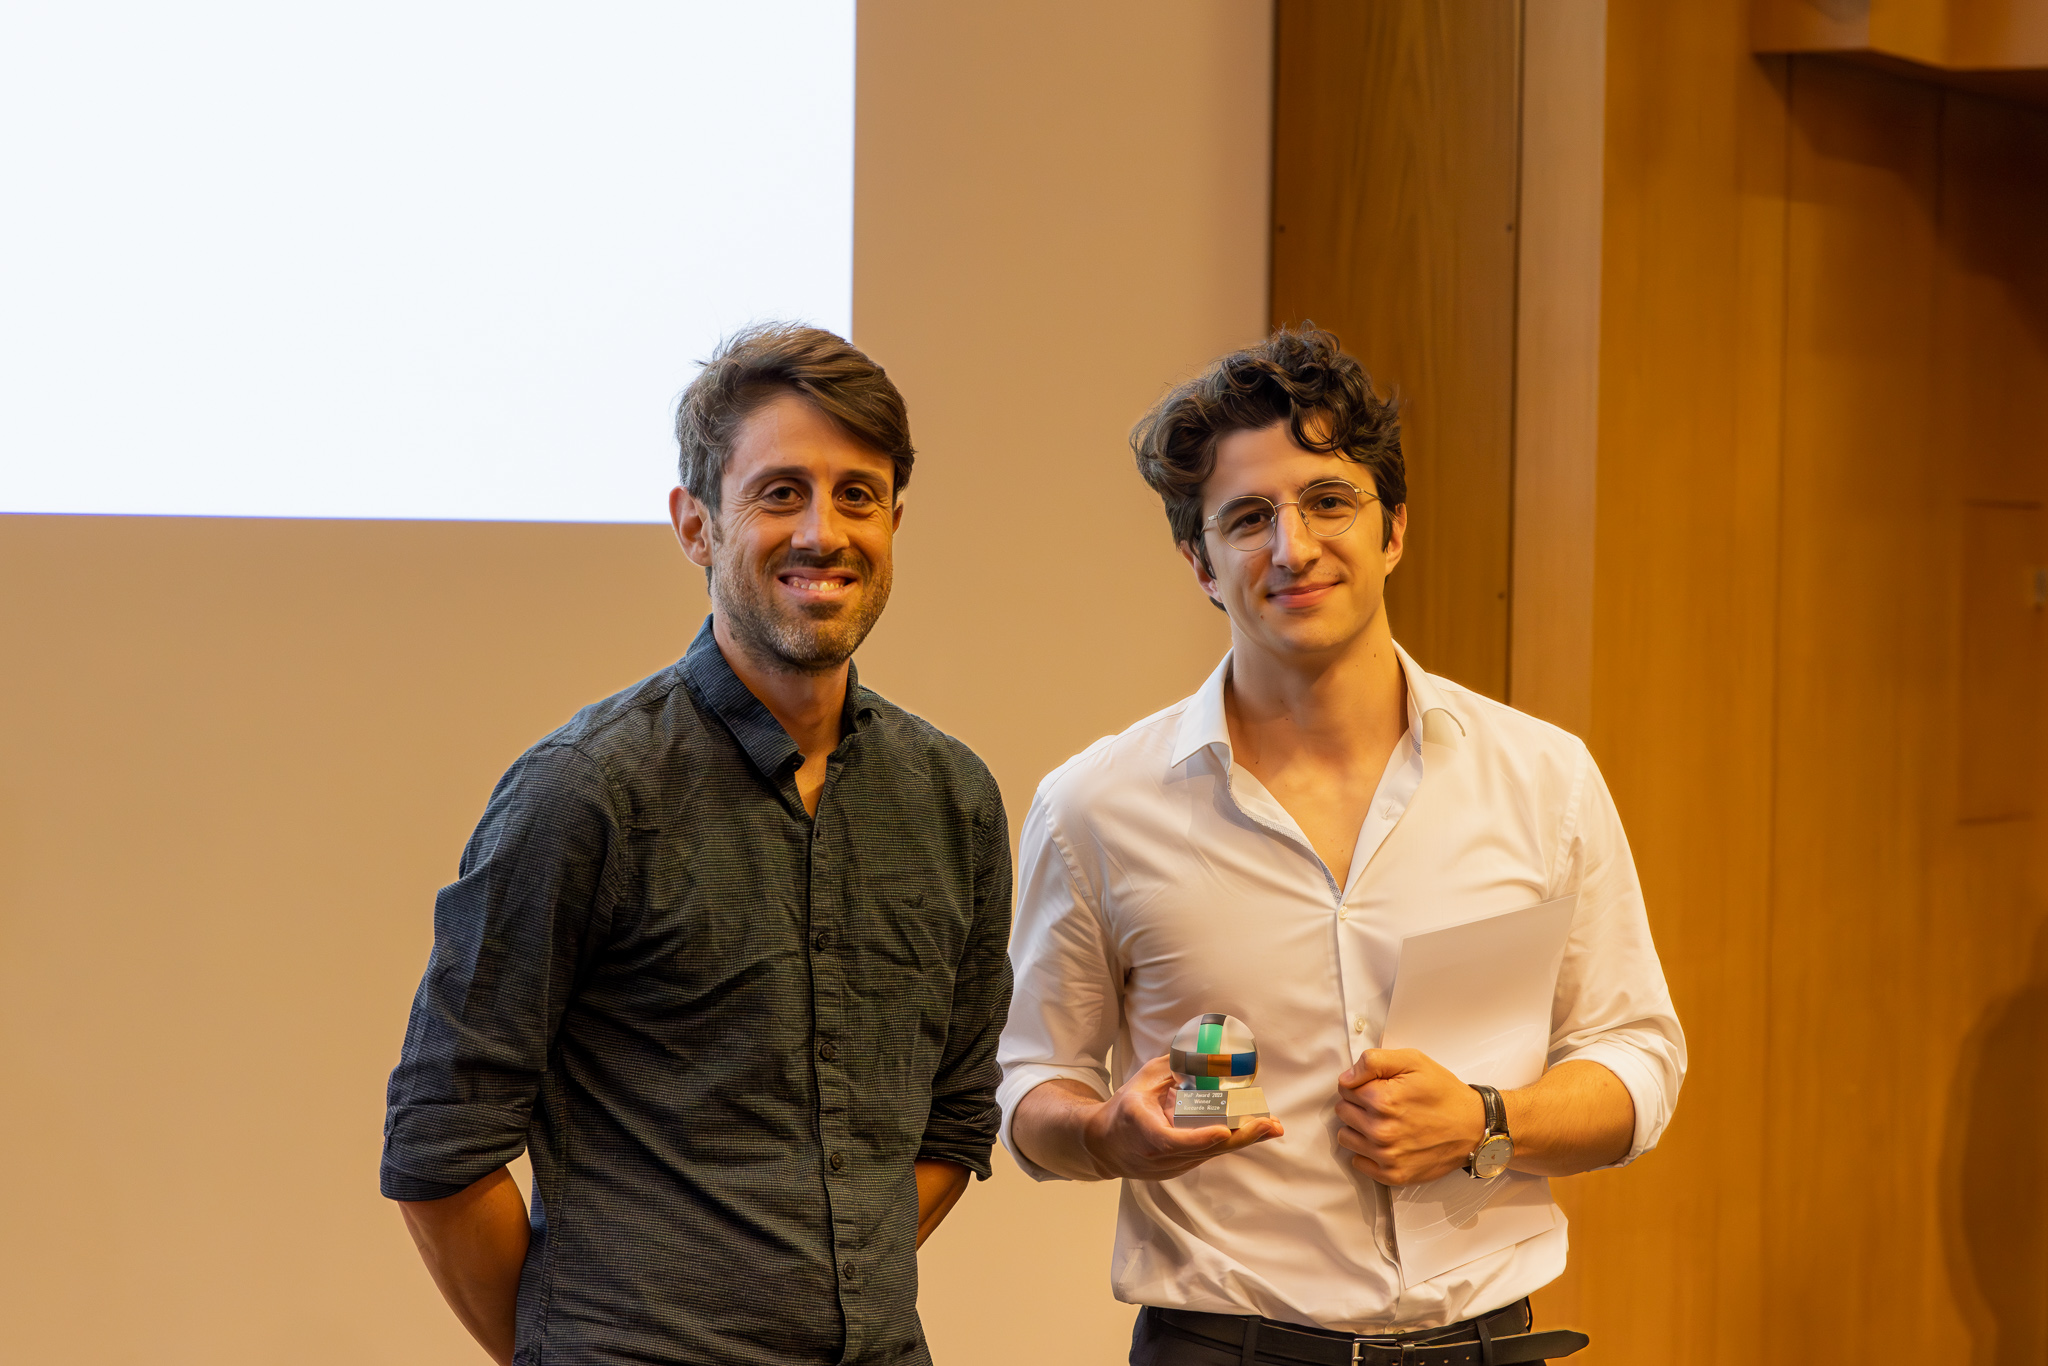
[1465,1084,1510,1177]
[1471,1083,1507,1138]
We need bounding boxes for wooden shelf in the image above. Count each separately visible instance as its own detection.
[1754,0,2048,106]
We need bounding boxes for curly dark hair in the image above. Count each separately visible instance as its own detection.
[675,323,913,515]
[1130,327,1402,588]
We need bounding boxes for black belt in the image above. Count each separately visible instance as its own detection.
[1149,1299,1589,1366]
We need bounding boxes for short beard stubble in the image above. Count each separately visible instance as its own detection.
[709,533,893,678]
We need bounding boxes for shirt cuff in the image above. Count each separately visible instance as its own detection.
[995,1063,1112,1182]
[1549,1041,1668,1166]
[915,1132,997,1182]
[380,1101,531,1201]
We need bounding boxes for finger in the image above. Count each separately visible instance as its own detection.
[1341,1047,1416,1088]
[1175,1112,1282,1144]
[1168,1118,1284,1167]
[1334,1125,1384,1158]
[1349,1152,1394,1185]
[1221,1117,1284,1148]
[1352,1078,1406,1118]
[1133,1055,1180,1089]
[1333,1098,1375,1130]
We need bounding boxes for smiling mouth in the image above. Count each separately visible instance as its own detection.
[1268,580,1337,603]
[778,571,857,597]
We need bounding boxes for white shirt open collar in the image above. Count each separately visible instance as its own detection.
[1168,640,1467,771]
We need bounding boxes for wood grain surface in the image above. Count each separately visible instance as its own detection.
[1752,0,2048,68]
[1539,5,1790,1362]
[1271,0,1520,700]
[1508,0,1609,740]
[1766,56,1949,1357]
[1766,61,2048,1363]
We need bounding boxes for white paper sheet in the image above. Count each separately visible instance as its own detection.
[1378,894,1578,1286]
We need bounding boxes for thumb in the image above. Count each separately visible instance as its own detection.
[1342,1047,1413,1088]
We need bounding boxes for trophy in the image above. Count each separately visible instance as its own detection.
[1168,1012,1270,1129]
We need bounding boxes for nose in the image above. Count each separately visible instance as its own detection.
[1267,500,1320,570]
[791,494,852,555]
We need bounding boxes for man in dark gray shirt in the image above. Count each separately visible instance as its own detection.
[382,324,1012,1366]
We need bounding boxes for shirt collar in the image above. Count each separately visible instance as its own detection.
[1168,638,1464,770]
[1396,640,1467,748]
[678,616,875,783]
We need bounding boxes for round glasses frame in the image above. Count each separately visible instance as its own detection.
[1201,479,1379,554]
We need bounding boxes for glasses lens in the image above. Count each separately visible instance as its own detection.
[1216,497,1277,550]
[1300,482,1362,538]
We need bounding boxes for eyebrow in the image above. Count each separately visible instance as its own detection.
[742,464,891,489]
[1218,476,1356,503]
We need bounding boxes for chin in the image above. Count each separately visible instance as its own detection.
[1257,616,1362,654]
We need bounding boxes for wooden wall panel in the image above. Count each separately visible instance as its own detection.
[1925,90,2048,1366]
[1764,57,1947,1358]
[1508,0,1609,739]
[1545,3,1788,1362]
[1957,503,2046,821]
[1935,93,2048,511]
[1752,0,2048,68]
[1270,0,1519,699]
[1765,63,2048,1364]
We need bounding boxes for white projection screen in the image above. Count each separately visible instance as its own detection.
[0,3,855,523]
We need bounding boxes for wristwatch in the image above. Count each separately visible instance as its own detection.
[1465,1084,1512,1179]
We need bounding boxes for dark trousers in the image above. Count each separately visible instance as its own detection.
[1130,1300,1538,1366]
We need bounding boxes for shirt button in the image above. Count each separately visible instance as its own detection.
[1354,1017,1366,1035]
[829,1150,846,1172]
[841,1263,856,1281]
[813,928,835,951]
[818,1041,838,1062]
[1339,908,1349,921]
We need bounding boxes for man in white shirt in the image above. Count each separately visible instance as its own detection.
[998,328,1685,1366]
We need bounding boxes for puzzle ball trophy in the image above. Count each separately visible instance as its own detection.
[1169,1012,1270,1129]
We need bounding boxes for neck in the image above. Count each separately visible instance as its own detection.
[711,614,850,759]
[1223,615,1407,764]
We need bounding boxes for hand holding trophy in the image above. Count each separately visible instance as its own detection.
[1168,1013,1271,1131]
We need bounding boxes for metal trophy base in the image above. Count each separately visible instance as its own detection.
[1173,1085,1269,1130]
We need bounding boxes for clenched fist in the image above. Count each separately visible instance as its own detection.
[1334,1048,1489,1186]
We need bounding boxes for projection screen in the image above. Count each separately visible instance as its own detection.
[0,2,855,523]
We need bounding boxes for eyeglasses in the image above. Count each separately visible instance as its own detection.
[1203,479,1377,553]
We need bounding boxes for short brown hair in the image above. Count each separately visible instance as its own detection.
[1131,326,1402,577]
[675,323,914,514]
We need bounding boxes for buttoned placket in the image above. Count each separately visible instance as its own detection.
[1214,727,1426,1068]
[1214,714,1428,1284]
[800,729,865,1350]
[1333,725,1426,1065]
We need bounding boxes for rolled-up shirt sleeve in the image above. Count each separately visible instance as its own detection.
[995,784,1122,1182]
[1546,748,1687,1165]
[380,742,618,1201]
[916,776,1014,1180]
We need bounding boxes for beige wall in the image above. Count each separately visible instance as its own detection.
[0,4,1271,1363]
[857,4,1269,1361]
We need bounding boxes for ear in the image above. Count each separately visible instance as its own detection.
[1380,503,1408,575]
[670,485,715,568]
[1176,540,1225,610]
[891,495,905,536]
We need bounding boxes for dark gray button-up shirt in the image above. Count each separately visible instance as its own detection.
[382,618,1012,1366]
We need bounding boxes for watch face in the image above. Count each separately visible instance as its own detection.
[1471,1134,1513,1179]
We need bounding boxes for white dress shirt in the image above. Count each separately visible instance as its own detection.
[996,644,1685,1332]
